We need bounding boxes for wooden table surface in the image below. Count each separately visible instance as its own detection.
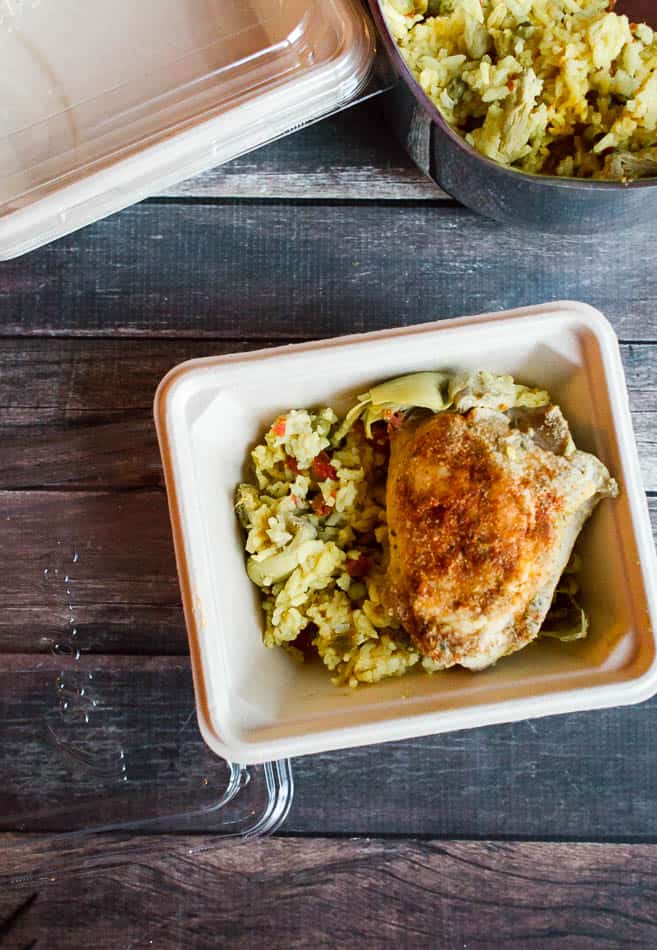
[2,97,657,949]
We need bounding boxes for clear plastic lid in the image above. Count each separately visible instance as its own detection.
[1,653,293,883]
[0,0,375,258]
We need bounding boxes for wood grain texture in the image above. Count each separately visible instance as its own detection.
[1,339,657,490]
[0,605,185,655]
[288,694,657,838]
[2,204,657,339]
[0,338,266,490]
[1,491,177,609]
[3,837,657,949]
[161,98,443,201]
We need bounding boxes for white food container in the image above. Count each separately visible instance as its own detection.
[155,301,657,763]
[0,0,374,259]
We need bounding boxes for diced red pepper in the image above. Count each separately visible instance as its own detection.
[346,555,372,578]
[286,454,300,474]
[383,409,404,433]
[312,495,332,517]
[311,451,338,481]
[272,417,286,438]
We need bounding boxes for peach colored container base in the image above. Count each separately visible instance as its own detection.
[155,302,657,764]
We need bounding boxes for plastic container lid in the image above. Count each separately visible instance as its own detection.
[0,0,375,259]
[1,653,293,884]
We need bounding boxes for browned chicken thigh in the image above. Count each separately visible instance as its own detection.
[385,407,616,670]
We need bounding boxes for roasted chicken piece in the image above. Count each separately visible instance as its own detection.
[385,407,616,670]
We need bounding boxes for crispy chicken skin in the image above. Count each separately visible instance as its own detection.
[385,408,616,670]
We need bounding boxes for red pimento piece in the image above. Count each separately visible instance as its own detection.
[286,454,300,474]
[384,410,404,433]
[311,451,338,481]
[272,417,286,438]
[346,554,372,578]
[312,495,332,517]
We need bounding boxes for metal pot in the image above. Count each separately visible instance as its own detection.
[367,0,657,232]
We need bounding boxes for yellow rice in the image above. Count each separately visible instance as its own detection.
[382,0,657,178]
[235,408,439,687]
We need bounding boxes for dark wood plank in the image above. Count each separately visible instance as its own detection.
[0,339,264,412]
[0,488,185,652]
[1,338,656,489]
[1,605,185,654]
[1,490,178,610]
[0,339,267,490]
[3,837,657,948]
[289,692,657,838]
[2,337,653,415]
[162,98,442,201]
[0,408,161,490]
[2,203,657,339]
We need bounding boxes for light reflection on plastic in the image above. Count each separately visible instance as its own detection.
[0,0,42,31]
